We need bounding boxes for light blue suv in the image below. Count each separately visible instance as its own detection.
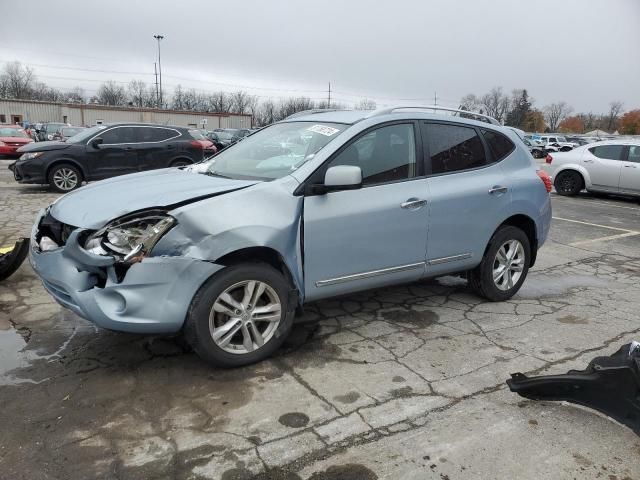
[30,107,552,367]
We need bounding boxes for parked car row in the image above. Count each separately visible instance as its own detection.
[542,139,640,198]
[0,124,34,157]
[8,123,208,192]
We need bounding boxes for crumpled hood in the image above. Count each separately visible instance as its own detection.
[18,140,70,152]
[50,168,259,229]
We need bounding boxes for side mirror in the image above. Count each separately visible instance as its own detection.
[307,165,362,195]
[90,138,103,149]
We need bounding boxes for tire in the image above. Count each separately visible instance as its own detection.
[532,150,543,159]
[554,170,583,196]
[184,263,294,368]
[468,225,531,302]
[560,146,572,152]
[48,163,82,193]
[170,159,192,167]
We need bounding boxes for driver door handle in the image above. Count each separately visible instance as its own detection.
[401,198,427,210]
[489,186,508,194]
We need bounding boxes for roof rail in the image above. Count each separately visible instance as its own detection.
[367,105,501,126]
[285,109,346,120]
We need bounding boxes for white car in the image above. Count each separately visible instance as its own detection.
[543,140,640,196]
[538,135,577,152]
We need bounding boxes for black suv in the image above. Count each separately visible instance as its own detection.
[10,123,204,192]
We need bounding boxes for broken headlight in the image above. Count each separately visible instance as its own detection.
[84,212,175,263]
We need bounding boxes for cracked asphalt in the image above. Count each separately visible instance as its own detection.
[1,159,640,480]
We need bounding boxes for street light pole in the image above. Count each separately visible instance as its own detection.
[153,34,164,108]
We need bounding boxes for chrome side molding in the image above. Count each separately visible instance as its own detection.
[427,253,472,265]
[316,262,425,287]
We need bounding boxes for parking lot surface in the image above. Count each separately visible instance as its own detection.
[1,159,640,480]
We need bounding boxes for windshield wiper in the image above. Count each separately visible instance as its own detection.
[203,170,232,179]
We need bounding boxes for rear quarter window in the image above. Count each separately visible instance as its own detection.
[588,145,626,160]
[481,129,515,162]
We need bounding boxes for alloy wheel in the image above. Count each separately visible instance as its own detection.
[492,239,525,291]
[52,168,78,191]
[208,280,282,354]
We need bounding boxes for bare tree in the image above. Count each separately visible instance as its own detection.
[207,91,232,112]
[128,80,148,107]
[543,102,573,131]
[229,91,255,114]
[171,84,185,110]
[354,98,377,110]
[459,93,481,112]
[65,87,86,103]
[607,101,623,132]
[480,87,510,123]
[1,61,35,99]
[96,81,127,106]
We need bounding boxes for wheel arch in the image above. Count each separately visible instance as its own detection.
[169,156,194,167]
[45,158,87,181]
[214,246,301,307]
[494,214,538,267]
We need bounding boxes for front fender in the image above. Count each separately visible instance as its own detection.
[154,177,304,297]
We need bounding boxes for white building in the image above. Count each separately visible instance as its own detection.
[0,99,252,129]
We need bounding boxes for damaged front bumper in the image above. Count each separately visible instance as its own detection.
[507,342,640,436]
[30,212,223,334]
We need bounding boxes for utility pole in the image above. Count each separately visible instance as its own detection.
[154,62,159,107]
[327,82,331,109]
[154,34,164,108]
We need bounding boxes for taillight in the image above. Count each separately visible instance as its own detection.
[537,169,552,193]
[545,154,553,164]
[190,140,203,149]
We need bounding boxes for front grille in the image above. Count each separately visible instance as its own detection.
[37,212,77,247]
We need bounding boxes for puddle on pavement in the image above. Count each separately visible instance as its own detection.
[0,326,40,385]
[516,274,611,299]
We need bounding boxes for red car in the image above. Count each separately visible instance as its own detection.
[0,125,34,158]
[189,129,218,155]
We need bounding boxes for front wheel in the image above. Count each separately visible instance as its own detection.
[48,164,82,192]
[184,263,294,368]
[468,226,531,302]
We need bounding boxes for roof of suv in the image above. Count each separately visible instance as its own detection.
[101,122,188,130]
[285,108,503,129]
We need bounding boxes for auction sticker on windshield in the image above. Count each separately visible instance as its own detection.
[307,125,340,136]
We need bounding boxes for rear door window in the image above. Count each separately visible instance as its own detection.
[137,127,177,142]
[425,123,487,174]
[589,145,626,160]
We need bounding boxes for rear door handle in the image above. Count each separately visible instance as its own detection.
[401,198,427,210]
[624,165,637,168]
[489,186,508,194]
[584,159,595,163]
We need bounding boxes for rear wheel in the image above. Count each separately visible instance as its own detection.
[468,226,531,302]
[170,159,192,167]
[48,164,82,192]
[184,263,294,368]
[554,170,583,196]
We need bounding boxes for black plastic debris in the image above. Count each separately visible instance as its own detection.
[0,238,29,282]
[507,342,640,436]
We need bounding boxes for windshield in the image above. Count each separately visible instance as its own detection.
[0,127,29,138]
[202,121,347,180]
[67,125,107,143]
[557,136,567,142]
[189,129,206,140]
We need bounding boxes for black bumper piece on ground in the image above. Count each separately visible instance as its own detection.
[0,238,30,282]
[507,342,640,436]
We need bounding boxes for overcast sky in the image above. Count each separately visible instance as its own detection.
[0,0,638,113]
